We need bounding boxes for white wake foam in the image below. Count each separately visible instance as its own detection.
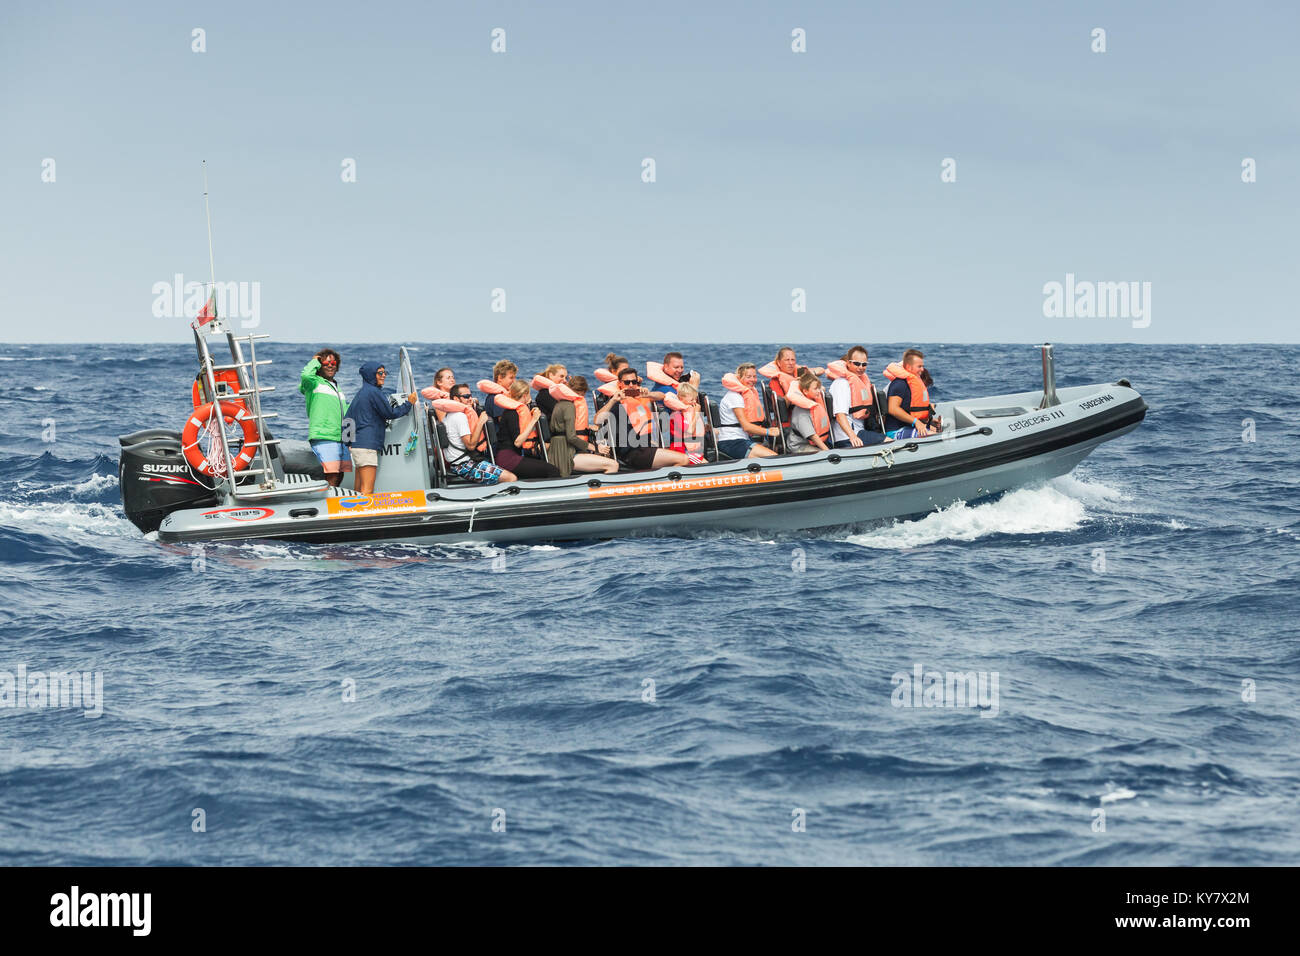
[845,479,1106,550]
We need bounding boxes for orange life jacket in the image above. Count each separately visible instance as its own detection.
[645,362,681,390]
[664,393,704,456]
[420,384,451,401]
[826,360,874,420]
[720,373,765,429]
[756,362,797,428]
[621,395,654,437]
[594,368,617,384]
[491,393,539,450]
[882,363,931,422]
[756,362,795,400]
[548,380,595,445]
[477,379,506,400]
[786,380,831,446]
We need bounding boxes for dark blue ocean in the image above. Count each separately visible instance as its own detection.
[1,341,1297,865]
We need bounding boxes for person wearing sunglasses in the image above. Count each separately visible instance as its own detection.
[593,366,689,470]
[829,346,889,448]
[299,348,350,486]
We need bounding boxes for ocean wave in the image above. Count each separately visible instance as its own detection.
[0,501,136,538]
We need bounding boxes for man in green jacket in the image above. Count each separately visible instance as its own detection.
[300,349,350,486]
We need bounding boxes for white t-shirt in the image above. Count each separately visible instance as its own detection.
[443,410,473,464]
[717,391,753,442]
[829,378,858,444]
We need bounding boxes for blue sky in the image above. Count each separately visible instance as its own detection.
[1,0,1296,343]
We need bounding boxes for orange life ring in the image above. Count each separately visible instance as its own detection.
[181,400,260,476]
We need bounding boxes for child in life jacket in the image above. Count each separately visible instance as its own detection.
[786,370,833,453]
[666,383,707,465]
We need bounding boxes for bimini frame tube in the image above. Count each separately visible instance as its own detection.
[1038,343,1059,409]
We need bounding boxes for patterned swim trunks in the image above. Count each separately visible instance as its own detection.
[451,458,503,485]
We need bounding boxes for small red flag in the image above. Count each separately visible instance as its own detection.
[194,290,217,327]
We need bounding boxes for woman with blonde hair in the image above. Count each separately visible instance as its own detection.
[716,362,779,460]
[492,379,561,479]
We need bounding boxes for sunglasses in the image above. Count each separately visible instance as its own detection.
[849,360,868,368]
[621,378,642,386]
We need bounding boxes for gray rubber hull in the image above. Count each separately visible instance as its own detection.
[156,383,1146,546]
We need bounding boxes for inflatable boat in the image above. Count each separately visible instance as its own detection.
[119,324,1146,545]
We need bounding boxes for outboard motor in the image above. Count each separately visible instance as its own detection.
[118,436,218,533]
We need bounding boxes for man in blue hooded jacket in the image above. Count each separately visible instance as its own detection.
[345,362,418,494]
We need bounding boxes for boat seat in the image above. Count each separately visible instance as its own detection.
[702,394,733,461]
[771,393,793,454]
[757,383,788,454]
[871,385,891,434]
[531,407,552,463]
[431,418,491,486]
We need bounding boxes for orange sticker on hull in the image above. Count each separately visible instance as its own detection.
[587,470,784,499]
[326,490,428,518]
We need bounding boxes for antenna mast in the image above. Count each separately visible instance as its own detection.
[202,160,219,328]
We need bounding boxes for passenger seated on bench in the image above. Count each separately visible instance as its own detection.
[882,349,939,438]
[421,367,456,422]
[443,386,516,484]
[493,380,562,480]
[478,360,518,420]
[786,370,832,454]
[548,375,618,477]
[594,353,629,399]
[758,347,826,405]
[529,364,567,420]
[646,351,699,404]
[593,366,689,471]
[830,346,889,449]
[716,363,779,460]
